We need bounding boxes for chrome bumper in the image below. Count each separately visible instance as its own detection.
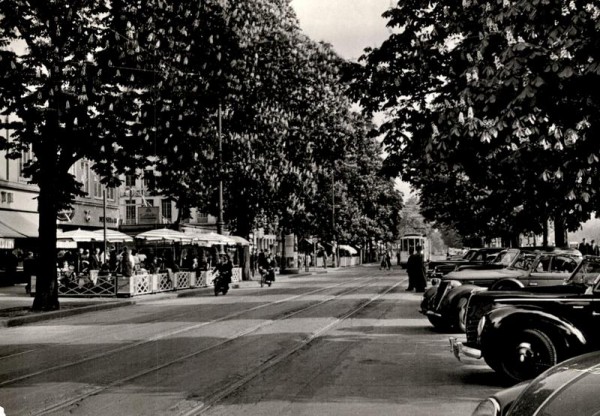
[422,310,442,318]
[449,337,482,361]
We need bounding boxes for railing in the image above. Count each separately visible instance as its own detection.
[32,267,244,298]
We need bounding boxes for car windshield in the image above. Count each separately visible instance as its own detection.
[507,251,537,271]
[463,250,478,260]
[495,249,520,267]
[567,258,600,287]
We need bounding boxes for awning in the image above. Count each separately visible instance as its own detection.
[0,211,38,238]
[338,244,358,255]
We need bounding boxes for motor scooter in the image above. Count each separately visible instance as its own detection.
[259,267,275,287]
[212,272,229,296]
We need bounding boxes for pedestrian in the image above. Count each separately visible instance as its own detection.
[592,240,599,256]
[579,238,588,255]
[89,248,101,270]
[405,248,415,291]
[385,251,392,270]
[120,246,134,277]
[406,246,427,292]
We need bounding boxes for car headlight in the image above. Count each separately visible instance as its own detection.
[477,316,486,337]
[471,398,500,416]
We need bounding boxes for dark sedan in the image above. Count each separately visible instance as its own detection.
[451,255,600,382]
[427,247,506,279]
[471,351,600,416]
[421,248,581,332]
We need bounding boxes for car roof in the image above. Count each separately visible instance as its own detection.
[516,247,582,256]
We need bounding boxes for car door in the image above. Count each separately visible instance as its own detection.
[522,254,555,287]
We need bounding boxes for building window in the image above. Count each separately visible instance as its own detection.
[197,212,209,223]
[106,187,115,201]
[80,160,90,195]
[19,147,34,179]
[125,174,136,187]
[126,204,136,225]
[93,174,102,198]
[161,199,172,222]
[143,170,155,191]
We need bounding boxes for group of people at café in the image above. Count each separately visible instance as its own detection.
[57,246,206,282]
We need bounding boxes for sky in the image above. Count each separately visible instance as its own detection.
[291,0,392,61]
[291,0,413,199]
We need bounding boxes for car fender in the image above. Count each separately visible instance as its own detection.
[481,307,588,354]
[445,284,484,309]
[489,278,525,291]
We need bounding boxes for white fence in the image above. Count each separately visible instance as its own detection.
[33,267,243,298]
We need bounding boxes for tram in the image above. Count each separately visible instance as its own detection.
[397,233,430,268]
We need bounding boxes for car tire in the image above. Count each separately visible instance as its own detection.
[427,315,452,332]
[497,328,558,382]
[489,280,521,291]
[455,297,468,333]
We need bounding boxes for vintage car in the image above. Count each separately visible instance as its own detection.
[420,248,581,332]
[450,255,600,382]
[470,350,600,416]
[427,247,506,279]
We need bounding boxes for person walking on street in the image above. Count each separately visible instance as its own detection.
[405,248,416,291]
[406,246,427,292]
[121,247,134,277]
[579,238,589,255]
[592,240,599,256]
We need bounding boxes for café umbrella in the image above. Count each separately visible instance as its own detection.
[57,229,100,243]
[135,228,194,243]
[92,229,134,243]
[181,229,239,246]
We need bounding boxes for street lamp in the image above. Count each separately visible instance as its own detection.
[216,103,225,255]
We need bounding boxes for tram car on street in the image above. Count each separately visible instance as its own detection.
[397,233,430,268]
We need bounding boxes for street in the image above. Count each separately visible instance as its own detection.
[0,266,504,416]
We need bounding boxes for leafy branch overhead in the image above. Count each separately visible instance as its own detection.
[351,0,600,244]
[0,0,403,310]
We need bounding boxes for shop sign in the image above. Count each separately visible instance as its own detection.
[138,206,159,224]
[0,238,14,249]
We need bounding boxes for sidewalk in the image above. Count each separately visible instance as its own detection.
[0,271,318,328]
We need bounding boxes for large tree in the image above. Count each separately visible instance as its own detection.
[351,0,600,245]
[0,0,150,310]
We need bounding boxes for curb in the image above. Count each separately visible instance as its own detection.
[0,300,136,328]
[0,272,324,327]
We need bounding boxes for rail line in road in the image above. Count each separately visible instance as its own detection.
[5,274,404,415]
[182,278,404,416]
[0,275,370,388]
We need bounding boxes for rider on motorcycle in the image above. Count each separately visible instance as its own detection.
[258,253,276,286]
[212,254,233,293]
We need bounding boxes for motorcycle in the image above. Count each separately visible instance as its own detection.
[259,266,275,287]
[212,272,229,296]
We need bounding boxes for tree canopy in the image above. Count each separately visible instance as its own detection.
[0,0,403,309]
[350,0,600,245]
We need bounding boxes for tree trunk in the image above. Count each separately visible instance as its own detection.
[553,217,567,247]
[233,214,252,280]
[542,220,549,247]
[32,144,60,311]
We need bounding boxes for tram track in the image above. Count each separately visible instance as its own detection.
[0,275,370,381]
[2,274,401,415]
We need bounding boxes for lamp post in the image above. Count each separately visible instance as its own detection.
[216,103,225,255]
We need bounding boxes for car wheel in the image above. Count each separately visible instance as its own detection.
[455,297,468,332]
[483,352,502,373]
[427,315,452,332]
[498,328,557,382]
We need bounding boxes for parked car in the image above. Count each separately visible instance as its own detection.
[450,255,600,382]
[427,248,506,279]
[420,248,581,332]
[470,350,600,416]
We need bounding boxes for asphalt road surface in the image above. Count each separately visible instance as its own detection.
[0,265,508,416]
